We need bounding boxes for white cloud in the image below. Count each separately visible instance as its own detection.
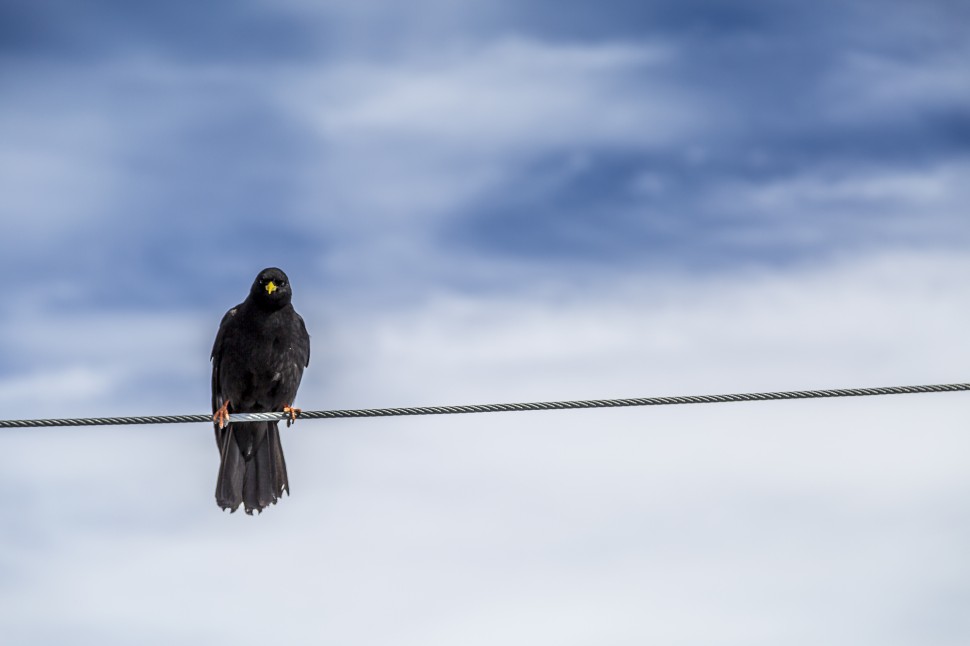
[293,250,970,645]
[0,367,115,411]
[698,161,970,251]
[0,310,212,418]
[824,44,970,122]
[740,166,959,209]
[288,39,682,148]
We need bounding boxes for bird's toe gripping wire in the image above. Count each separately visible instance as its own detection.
[283,405,302,427]
[213,400,231,429]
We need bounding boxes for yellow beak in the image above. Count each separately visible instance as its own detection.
[265,281,278,295]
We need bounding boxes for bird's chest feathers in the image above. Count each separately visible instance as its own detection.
[226,311,298,377]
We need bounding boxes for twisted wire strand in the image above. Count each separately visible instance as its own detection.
[1,382,967,428]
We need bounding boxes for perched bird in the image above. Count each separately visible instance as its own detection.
[211,267,310,514]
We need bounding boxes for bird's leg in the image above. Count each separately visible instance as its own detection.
[283,404,302,427]
[213,399,231,429]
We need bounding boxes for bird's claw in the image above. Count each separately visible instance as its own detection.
[213,400,231,429]
[283,405,301,427]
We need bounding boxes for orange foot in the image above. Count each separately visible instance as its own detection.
[213,399,231,430]
[283,405,302,427]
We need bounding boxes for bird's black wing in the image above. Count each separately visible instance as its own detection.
[296,311,310,368]
[211,306,239,421]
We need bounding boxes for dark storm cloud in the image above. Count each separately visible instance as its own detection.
[0,0,967,295]
[0,0,318,61]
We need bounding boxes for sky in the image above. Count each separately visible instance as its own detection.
[1,0,969,644]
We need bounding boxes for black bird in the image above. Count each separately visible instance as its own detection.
[211,267,310,514]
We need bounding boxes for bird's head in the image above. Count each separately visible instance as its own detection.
[250,267,293,308]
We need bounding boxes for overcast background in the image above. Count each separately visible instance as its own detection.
[2,1,969,644]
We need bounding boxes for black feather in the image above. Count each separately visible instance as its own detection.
[211,267,310,514]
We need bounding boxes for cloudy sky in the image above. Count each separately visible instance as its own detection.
[1,1,969,644]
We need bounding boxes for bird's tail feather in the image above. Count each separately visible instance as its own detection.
[216,421,289,515]
[215,426,244,512]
